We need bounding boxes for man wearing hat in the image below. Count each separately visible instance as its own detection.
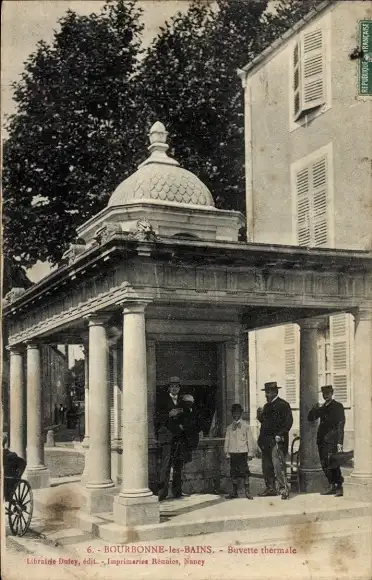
[257,382,293,499]
[308,385,345,496]
[154,376,187,501]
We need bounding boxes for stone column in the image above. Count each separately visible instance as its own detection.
[146,339,157,445]
[113,302,159,526]
[25,343,50,488]
[298,320,326,492]
[82,315,115,514]
[82,343,89,448]
[9,347,26,459]
[147,339,157,493]
[111,345,123,484]
[344,309,372,500]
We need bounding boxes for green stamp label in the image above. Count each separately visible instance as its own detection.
[359,20,372,95]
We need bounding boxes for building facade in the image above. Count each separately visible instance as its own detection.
[239,0,372,448]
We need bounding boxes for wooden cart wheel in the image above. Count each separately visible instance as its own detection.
[8,479,33,537]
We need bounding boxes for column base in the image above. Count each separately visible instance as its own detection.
[343,474,372,502]
[299,468,328,493]
[25,467,50,489]
[82,437,90,449]
[80,485,120,515]
[113,493,159,526]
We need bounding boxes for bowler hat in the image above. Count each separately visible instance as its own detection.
[261,381,281,392]
[320,385,333,393]
[169,376,181,385]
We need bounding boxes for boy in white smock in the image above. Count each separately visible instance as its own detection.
[224,403,255,499]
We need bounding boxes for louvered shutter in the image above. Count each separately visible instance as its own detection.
[295,154,328,247]
[284,324,299,408]
[296,167,311,246]
[330,313,352,406]
[293,41,302,120]
[301,29,325,111]
[312,157,328,246]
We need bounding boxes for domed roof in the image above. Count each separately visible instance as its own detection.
[108,122,215,208]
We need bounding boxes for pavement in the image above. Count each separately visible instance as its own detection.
[2,485,372,580]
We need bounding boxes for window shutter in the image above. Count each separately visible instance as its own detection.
[296,167,311,246]
[293,41,302,120]
[300,29,325,111]
[295,154,328,248]
[312,157,328,247]
[284,324,299,408]
[330,313,352,406]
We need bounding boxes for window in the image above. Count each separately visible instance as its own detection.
[289,19,331,131]
[329,314,353,407]
[291,143,334,248]
[293,28,325,121]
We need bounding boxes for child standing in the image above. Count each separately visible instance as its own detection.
[224,403,255,499]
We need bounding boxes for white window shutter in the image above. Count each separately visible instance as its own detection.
[293,41,302,120]
[312,157,328,247]
[296,167,311,246]
[284,324,300,408]
[330,313,352,406]
[300,29,325,111]
[295,155,328,248]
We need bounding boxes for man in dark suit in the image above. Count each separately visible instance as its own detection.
[308,385,346,497]
[155,376,187,501]
[180,394,201,465]
[257,382,293,499]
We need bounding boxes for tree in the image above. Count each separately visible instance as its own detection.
[3,0,144,268]
[137,0,268,214]
[138,0,326,214]
[3,0,325,269]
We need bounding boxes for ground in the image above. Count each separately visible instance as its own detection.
[3,511,371,580]
[2,490,371,580]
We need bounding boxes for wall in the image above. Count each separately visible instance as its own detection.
[244,1,370,446]
[245,1,371,249]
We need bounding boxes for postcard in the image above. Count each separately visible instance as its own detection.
[1,1,371,579]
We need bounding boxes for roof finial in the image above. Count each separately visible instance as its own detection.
[138,121,179,168]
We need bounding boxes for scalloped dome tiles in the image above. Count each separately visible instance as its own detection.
[108,122,215,208]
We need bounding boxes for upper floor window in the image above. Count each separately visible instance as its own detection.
[291,143,334,248]
[293,29,325,120]
[289,21,331,131]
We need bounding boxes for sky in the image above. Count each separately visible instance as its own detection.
[2,0,192,127]
[1,0,193,282]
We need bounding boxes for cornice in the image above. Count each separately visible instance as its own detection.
[3,235,372,318]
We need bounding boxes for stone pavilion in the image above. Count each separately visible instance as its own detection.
[4,122,372,529]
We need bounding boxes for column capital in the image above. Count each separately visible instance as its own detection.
[85,312,111,326]
[297,318,321,330]
[121,301,149,316]
[25,341,41,350]
[6,345,25,355]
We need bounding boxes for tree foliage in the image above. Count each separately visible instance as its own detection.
[3,0,144,268]
[3,0,325,270]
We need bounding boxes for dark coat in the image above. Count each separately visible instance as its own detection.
[180,407,201,463]
[257,396,293,456]
[308,399,345,446]
[154,394,184,444]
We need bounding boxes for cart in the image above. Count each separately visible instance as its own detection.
[3,449,33,536]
